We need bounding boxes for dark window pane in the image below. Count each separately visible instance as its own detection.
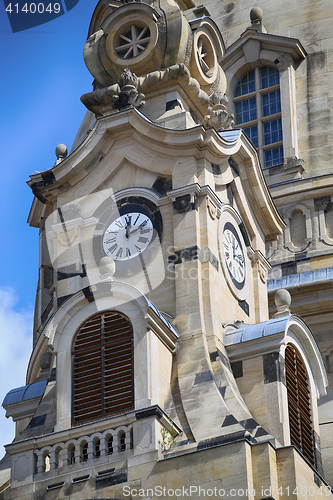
[262,90,281,117]
[235,97,257,125]
[261,66,280,89]
[263,118,282,145]
[235,70,256,97]
[264,146,284,167]
[244,125,259,148]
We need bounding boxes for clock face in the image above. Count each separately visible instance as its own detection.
[103,209,154,261]
[218,210,249,301]
[92,197,163,278]
[223,223,246,289]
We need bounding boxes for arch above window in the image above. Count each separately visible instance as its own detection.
[234,66,283,169]
[72,311,134,425]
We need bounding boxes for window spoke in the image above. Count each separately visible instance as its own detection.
[116,24,150,59]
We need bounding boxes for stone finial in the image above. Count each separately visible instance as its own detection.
[249,7,266,33]
[273,288,291,318]
[250,7,263,23]
[55,144,68,165]
[99,256,116,280]
[55,143,68,159]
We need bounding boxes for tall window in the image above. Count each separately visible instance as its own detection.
[234,66,283,168]
[285,344,315,467]
[72,311,134,425]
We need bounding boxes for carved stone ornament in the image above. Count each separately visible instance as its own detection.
[80,69,145,116]
[173,194,192,213]
[112,69,146,110]
[204,91,234,129]
[258,261,268,283]
[250,250,271,284]
[207,197,218,220]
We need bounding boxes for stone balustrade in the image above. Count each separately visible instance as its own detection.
[5,406,181,487]
[34,423,133,476]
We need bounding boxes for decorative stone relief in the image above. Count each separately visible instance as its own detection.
[204,90,234,129]
[173,194,196,213]
[284,205,311,253]
[113,69,145,110]
[290,210,307,248]
[319,200,333,246]
[251,250,271,284]
[81,69,145,116]
[206,196,218,219]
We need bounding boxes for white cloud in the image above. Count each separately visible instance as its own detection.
[0,287,33,459]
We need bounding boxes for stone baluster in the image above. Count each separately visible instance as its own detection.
[87,439,94,461]
[57,447,67,468]
[36,452,44,473]
[113,433,120,453]
[125,429,132,450]
[74,443,82,463]
[100,435,107,457]
[49,450,58,470]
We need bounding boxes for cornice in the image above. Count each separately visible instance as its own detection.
[26,108,240,201]
[220,29,306,70]
[27,107,284,240]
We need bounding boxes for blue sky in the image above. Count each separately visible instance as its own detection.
[0,0,96,457]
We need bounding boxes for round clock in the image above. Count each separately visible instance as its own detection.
[218,207,249,300]
[103,205,154,261]
[222,222,246,289]
[93,196,163,277]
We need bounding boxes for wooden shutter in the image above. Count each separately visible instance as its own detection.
[72,311,134,425]
[285,344,315,466]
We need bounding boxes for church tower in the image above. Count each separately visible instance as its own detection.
[1,1,332,499]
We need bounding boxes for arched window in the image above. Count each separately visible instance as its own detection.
[234,66,283,169]
[72,311,134,425]
[285,344,315,466]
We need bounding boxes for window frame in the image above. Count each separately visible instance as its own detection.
[233,66,283,169]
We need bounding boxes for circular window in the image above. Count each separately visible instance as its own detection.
[115,23,151,59]
[196,35,214,77]
[191,31,218,85]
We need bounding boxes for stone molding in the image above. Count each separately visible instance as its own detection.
[283,204,312,253]
[27,108,284,240]
[250,249,271,284]
[225,314,328,398]
[42,281,178,353]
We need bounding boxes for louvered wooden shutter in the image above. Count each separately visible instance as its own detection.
[285,344,315,466]
[72,311,134,425]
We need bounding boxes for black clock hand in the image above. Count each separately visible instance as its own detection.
[234,254,244,264]
[125,219,131,239]
[128,226,142,236]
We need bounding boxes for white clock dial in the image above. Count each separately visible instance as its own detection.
[103,211,154,261]
[223,228,245,285]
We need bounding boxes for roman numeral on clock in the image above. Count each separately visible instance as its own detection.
[108,243,118,253]
[137,236,148,244]
[105,237,116,244]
